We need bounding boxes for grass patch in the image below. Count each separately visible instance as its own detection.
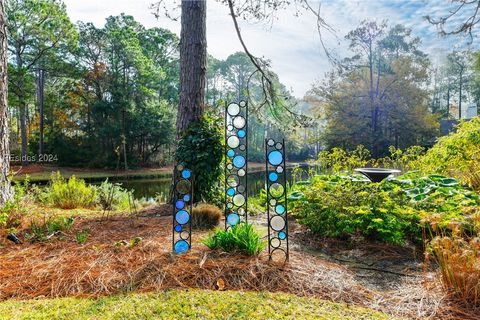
[203,223,266,255]
[0,289,394,320]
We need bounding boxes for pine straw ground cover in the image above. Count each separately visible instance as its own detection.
[0,214,474,319]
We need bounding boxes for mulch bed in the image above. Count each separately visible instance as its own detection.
[0,213,476,319]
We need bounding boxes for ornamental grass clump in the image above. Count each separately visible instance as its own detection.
[191,203,222,229]
[202,223,266,256]
[424,209,480,307]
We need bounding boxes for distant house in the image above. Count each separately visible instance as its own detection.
[466,104,478,120]
[440,104,477,136]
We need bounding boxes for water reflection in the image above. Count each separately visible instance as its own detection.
[118,167,310,201]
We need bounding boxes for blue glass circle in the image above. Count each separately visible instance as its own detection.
[174,240,189,253]
[269,172,278,182]
[227,188,235,197]
[268,151,283,166]
[227,213,240,226]
[175,210,190,224]
[233,155,246,168]
[174,225,182,232]
[238,130,246,138]
[175,200,185,209]
[227,149,235,158]
[183,194,190,202]
[181,169,191,179]
[275,204,285,214]
[278,231,287,240]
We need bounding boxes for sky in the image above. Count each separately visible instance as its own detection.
[63,0,479,98]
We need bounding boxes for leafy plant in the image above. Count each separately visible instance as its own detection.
[191,204,222,229]
[176,114,223,205]
[27,216,75,242]
[96,179,132,211]
[317,145,425,173]
[247,189,267,216]
[289,172,480,245]
[75,230,89,244]
[40,172,96,209]
[0,178,30,229]
[202,223,266,256]
[415,116,480,191]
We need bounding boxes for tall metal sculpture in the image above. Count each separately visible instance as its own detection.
[172,165,193,254]
[225,100,248,228]
[265,138,289,260]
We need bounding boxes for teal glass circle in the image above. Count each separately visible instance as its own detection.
[275,204,285,214]
[268,150,283,166]
[174,240,189,253]
[181,169,191,179]
[233,155,245,168]
[269,172,278,182]
[175,210,190,224]
[227,213,240,226]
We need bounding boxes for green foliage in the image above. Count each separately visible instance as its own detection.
[290,172,480,245]
[202,223,266,256]
[415,116,480,191]
[176,114,223,204]
[317,145,371,172]
[191,204,222,229]
[317,145,425,172]
[247,189,267,216]
[75,230,89,245]
[40,173,97,209]
[0,178,29,229]
[27,216,74,242]
[96,180,132,211]
[313,21,438,156]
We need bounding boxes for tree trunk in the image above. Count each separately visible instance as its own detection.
[14,49,28,166]
[0,0,13,205]
[37,69,45,156]
[459,70,463,119]
[176,0,207,136]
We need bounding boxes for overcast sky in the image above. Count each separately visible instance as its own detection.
[63,0,478,98]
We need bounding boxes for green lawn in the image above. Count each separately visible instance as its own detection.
[0,289,396,320]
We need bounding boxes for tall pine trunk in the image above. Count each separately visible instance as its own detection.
[176,0,207,135]
[0,0,12,205]
[37,69,45,156]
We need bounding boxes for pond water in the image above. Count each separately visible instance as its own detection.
[117,167,310,202]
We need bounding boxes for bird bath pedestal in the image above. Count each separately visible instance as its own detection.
[354,168,401,183]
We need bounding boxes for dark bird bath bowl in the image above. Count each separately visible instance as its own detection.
[354,168,401,183]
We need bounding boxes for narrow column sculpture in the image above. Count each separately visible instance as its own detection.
[172,165,193,253]
[265,138,289,260]
[224,100,248,228]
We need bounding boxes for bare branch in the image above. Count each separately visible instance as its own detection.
[425,0,480,41]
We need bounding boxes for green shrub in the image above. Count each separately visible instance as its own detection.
[40,173,97,209]
[26,216,74,242]
[0,179,29,229]
[75,230,89,244]
[176,114,223,205]
[289,172,480,245]
[415,116,480,191]
[96,180,132,211]
[247,189,267,216]
[191,204,222,229]
[202,223,266,256]
[317,145,425,173]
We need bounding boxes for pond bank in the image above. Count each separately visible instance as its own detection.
[12,162,306,183]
